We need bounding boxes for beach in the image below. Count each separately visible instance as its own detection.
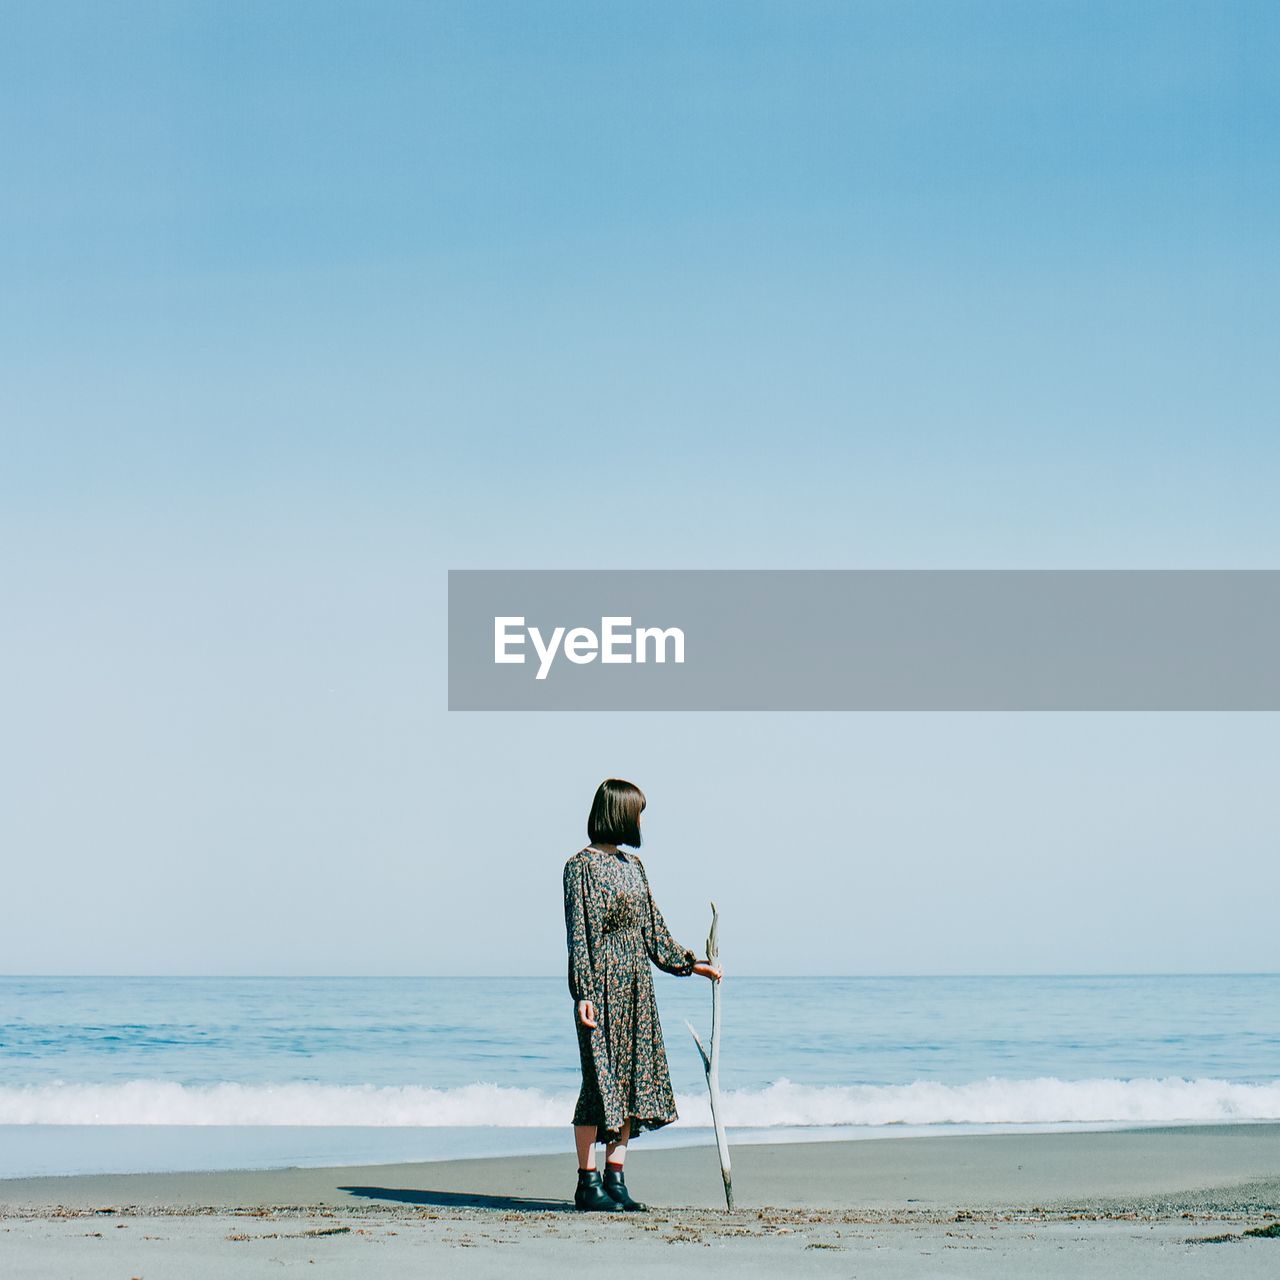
[3,1125,1278,1277]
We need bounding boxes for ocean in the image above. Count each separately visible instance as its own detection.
[2,974,1278,1179]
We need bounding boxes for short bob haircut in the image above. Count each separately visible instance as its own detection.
[587,778,646,848]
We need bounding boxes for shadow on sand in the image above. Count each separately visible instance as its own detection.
[339,1185,574,1212]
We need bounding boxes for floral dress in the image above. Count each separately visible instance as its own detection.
[563,842,697,1141]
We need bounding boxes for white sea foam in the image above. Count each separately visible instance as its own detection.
[3,1076,1279,1128]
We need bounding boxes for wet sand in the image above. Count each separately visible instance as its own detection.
[2,1125,1278,1277]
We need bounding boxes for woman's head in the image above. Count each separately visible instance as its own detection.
[587,778,646,848]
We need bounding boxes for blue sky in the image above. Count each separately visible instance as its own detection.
[2,2,1277,974]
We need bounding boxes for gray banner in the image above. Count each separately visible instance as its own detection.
[447,570,1280,710]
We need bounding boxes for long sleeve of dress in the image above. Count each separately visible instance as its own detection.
[564,855,604,1007]
[637,859,697,977]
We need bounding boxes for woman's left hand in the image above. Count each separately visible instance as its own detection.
[693,960,722,982]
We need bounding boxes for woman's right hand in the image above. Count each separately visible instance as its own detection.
[577,999,597,1029]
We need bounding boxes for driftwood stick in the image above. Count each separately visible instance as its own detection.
[685,900,732,1209]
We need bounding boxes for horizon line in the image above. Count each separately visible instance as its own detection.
[3,971,1278,981]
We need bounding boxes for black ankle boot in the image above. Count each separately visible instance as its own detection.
[602,1166,649,1212]
[574,1168,623,1212]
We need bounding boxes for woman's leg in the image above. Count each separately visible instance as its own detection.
[600,1120,646,1210]
[604,1118,631,1167]
[574,1124,599,1170]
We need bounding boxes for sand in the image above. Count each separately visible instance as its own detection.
[2,1125,1278,1277]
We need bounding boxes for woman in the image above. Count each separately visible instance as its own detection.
[563,778,722,1212]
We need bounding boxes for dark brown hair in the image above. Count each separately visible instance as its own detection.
[587,778,646,848]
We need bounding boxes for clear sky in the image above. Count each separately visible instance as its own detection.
[2,2,1277,975]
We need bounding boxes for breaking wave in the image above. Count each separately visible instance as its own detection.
[3,1076,1279,1128]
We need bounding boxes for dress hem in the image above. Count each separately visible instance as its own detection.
[572,1112,679,1143]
